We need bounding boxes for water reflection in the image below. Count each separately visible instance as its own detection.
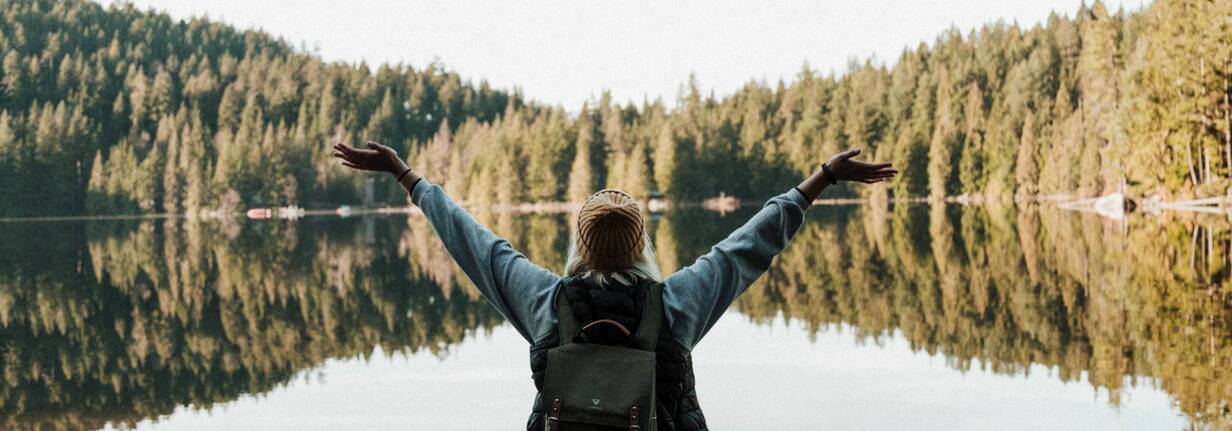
[0,204,1229,430]
[736,203,1232,428]
[0,218,504,431]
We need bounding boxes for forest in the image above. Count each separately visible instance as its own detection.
[0,0,1228,217]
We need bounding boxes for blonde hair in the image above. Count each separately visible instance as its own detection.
[564,230,661,286]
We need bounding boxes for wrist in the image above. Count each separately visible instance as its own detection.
[396,168,422,193]
[820,163,838,185]
[389,160,410,176]
[796,168,829,202]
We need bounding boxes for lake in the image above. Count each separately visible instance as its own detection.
[1,202,1228,430]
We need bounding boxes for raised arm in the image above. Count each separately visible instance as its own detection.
[662,148,895,350]
[333,142,561,343]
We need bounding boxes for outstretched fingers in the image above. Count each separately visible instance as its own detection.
[852,166,897,183]
[366,141,397,156]
[333,152,360,170]
[838,148,862,160]
[852,160,893,170]
[336,141,378,157]
[333,142,355,155]
[333,142,367,170]
[853,165,896,177]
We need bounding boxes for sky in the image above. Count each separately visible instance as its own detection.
[98,0,1146,110]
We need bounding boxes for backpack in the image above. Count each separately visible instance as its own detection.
[537,281,663,431]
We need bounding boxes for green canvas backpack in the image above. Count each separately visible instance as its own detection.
[538,282,663,431]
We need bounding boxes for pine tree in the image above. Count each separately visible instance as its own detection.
[606,151,627,191]
[0,111,16,162]
[86,150,108,212]
[958,83,986,196]
[927,68,958,200]
[623,141,650,199]
[0,111,21,211]
[181,119,208,213]
[136,144,163,211]
[162,125,183,213]
[1076,1,1119,196]
[567,110,597,202]
[2,51,23,108]
[1015,111,1040,197]
[652,123,680,199]
[1041,85,1074,194]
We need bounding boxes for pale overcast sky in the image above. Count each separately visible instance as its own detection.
[99,0,1145,109]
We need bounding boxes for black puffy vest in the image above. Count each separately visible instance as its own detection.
[526,276,708,431]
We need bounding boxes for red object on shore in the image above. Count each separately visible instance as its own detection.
[246,208,273,219]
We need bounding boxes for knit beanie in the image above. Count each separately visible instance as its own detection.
[576,189,645,271]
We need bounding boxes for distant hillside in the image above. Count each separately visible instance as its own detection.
[0,0,517,216]
[0,0,1227,216]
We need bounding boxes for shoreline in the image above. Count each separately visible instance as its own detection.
[4,193,1232,223]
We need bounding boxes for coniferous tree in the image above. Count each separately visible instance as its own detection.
[928,68,959,200]
[652,122,681,199]
[958,83,986,195]
[1076,1,1120,195]
[0,0,1224,216]
[567,109,598,202]
[1015,111,1040,197]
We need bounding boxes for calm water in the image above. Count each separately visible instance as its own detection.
[2,203,1229,430]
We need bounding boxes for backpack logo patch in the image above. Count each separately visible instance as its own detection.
[590,398,601,409]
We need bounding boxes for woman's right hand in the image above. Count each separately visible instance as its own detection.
[796,147,896,201]
[824,148,896,184]
[333,141,409,176]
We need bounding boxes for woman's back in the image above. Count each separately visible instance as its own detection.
[527,276,706,431]
[332,141,896,428]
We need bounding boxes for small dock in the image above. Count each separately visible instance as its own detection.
[1147,194,1232,215]
[1058,191,1232,219]
[702,192,739,215]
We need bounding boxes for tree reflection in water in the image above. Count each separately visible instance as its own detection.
[0,204,1228,430]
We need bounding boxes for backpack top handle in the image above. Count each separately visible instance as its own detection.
[581,319,633,336]
[556,279,664,352]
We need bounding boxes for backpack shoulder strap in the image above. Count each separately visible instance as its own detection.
[632,281,664,351]
[555,281,581,346]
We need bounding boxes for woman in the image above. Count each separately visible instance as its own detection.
[334,141,895,430]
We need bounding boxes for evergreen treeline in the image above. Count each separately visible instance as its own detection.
[0,0,1229,217]
[0,0,515,216]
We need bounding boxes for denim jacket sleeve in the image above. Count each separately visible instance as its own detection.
[662,189,811,350]
[411,180,562,343]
